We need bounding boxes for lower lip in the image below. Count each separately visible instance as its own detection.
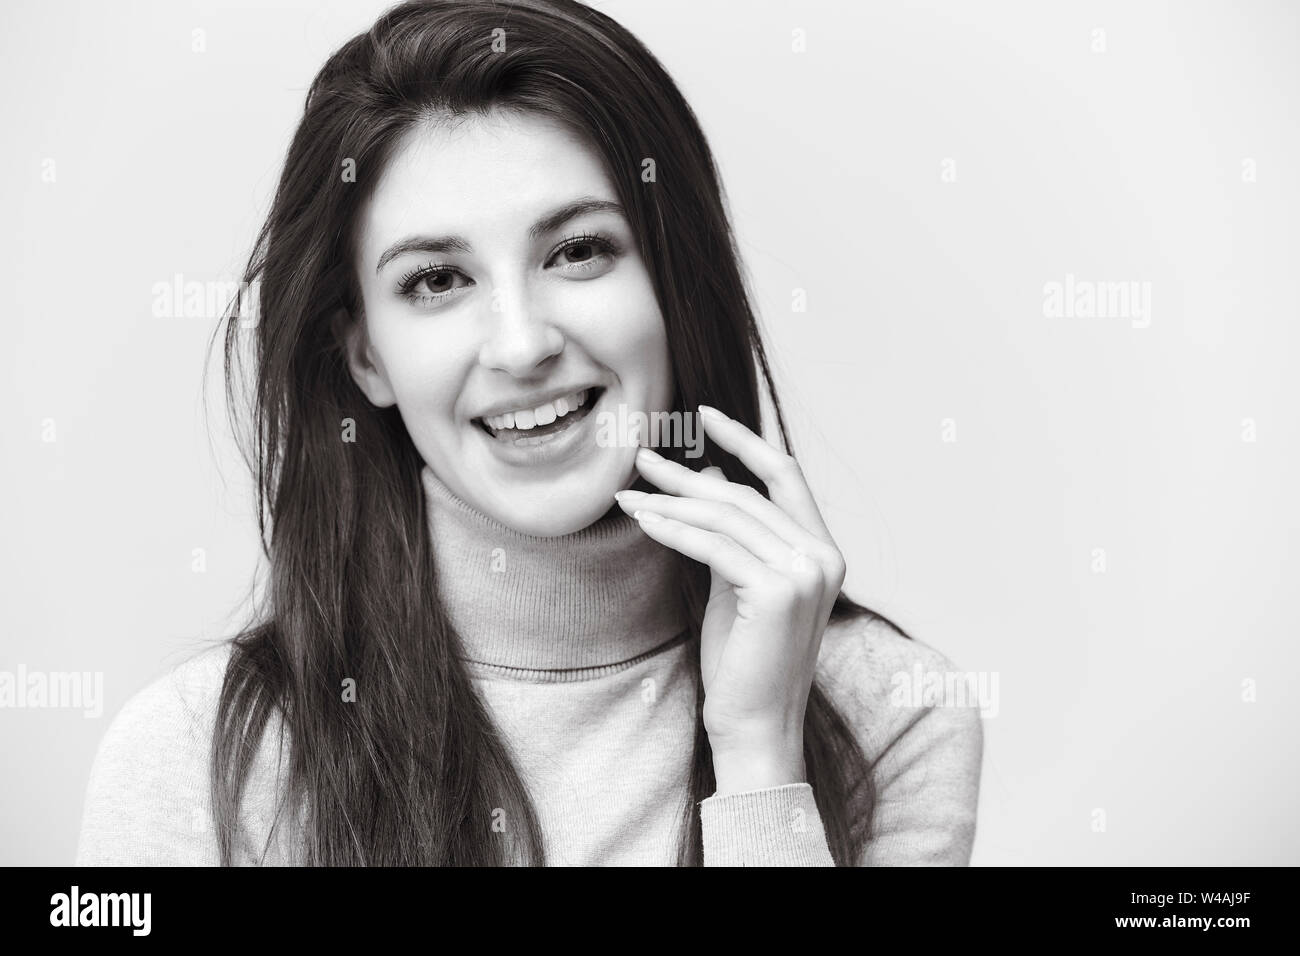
[473,392,603,467]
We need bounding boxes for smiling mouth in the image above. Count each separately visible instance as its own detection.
[473,387,604,444]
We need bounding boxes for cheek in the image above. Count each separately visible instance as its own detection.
[624,305,674,409]
[366,306,468,417]
[574,274,671,387]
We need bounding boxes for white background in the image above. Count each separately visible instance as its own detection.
[2,0,1297,865]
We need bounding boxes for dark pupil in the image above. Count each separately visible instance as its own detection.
[568,243,591,262]
[424,272,450,292]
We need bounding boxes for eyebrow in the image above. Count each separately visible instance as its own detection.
[374,197,626,273]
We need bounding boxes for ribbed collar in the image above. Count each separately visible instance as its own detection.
[421,465,687,672]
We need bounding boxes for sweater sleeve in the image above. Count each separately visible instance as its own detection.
[699,782,836,866]
[861,678,982,864]
[824,614,984,866]
[697,615,984,867]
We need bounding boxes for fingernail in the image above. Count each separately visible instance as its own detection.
[636,446,661,462]
[614,489,647,503]
[698,404,726,421]
[633,509,662,523]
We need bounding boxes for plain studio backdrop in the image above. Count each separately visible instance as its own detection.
[2,0,1297,866]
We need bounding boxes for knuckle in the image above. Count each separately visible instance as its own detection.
[823,548,847,583]
[789,550,824,585]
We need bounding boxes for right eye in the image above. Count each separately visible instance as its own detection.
[397,264,474,306]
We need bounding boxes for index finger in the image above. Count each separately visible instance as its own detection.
[697,405,833,542]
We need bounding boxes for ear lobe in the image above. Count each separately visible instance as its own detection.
[336,309,397,408]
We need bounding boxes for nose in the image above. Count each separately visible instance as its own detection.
[476,282,565,376]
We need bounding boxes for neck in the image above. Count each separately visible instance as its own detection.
[421,465,687,671]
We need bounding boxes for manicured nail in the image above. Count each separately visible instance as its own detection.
[614,489,647,503]
[636,446,662,463]
[698,404,727,421]
[633,509,662,523]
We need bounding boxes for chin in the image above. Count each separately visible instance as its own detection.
[479,458,637,537]
[494,496,622,538]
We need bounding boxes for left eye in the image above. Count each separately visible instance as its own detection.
[549,235,618,273]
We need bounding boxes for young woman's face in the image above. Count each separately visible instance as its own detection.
[347,109,674,536]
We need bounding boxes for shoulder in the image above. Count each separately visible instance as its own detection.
[75,641,260,865]
[816,608,986,766]
[816,609,985,864]
[92,641,234,762]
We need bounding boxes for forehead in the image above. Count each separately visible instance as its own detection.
[360,110,617,243]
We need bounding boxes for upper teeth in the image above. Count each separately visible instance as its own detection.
[484,389,591,431]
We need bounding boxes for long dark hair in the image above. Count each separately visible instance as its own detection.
[212,0,907,866]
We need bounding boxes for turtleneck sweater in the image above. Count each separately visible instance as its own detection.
[74,465,983,866]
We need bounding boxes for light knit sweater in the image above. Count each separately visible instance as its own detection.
[75,465,983,866]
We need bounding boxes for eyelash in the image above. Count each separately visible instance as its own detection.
[396,232,621,303]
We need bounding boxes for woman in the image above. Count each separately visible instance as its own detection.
[75,0,981,866]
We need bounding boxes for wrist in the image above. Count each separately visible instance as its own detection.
[709,735,806,797]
